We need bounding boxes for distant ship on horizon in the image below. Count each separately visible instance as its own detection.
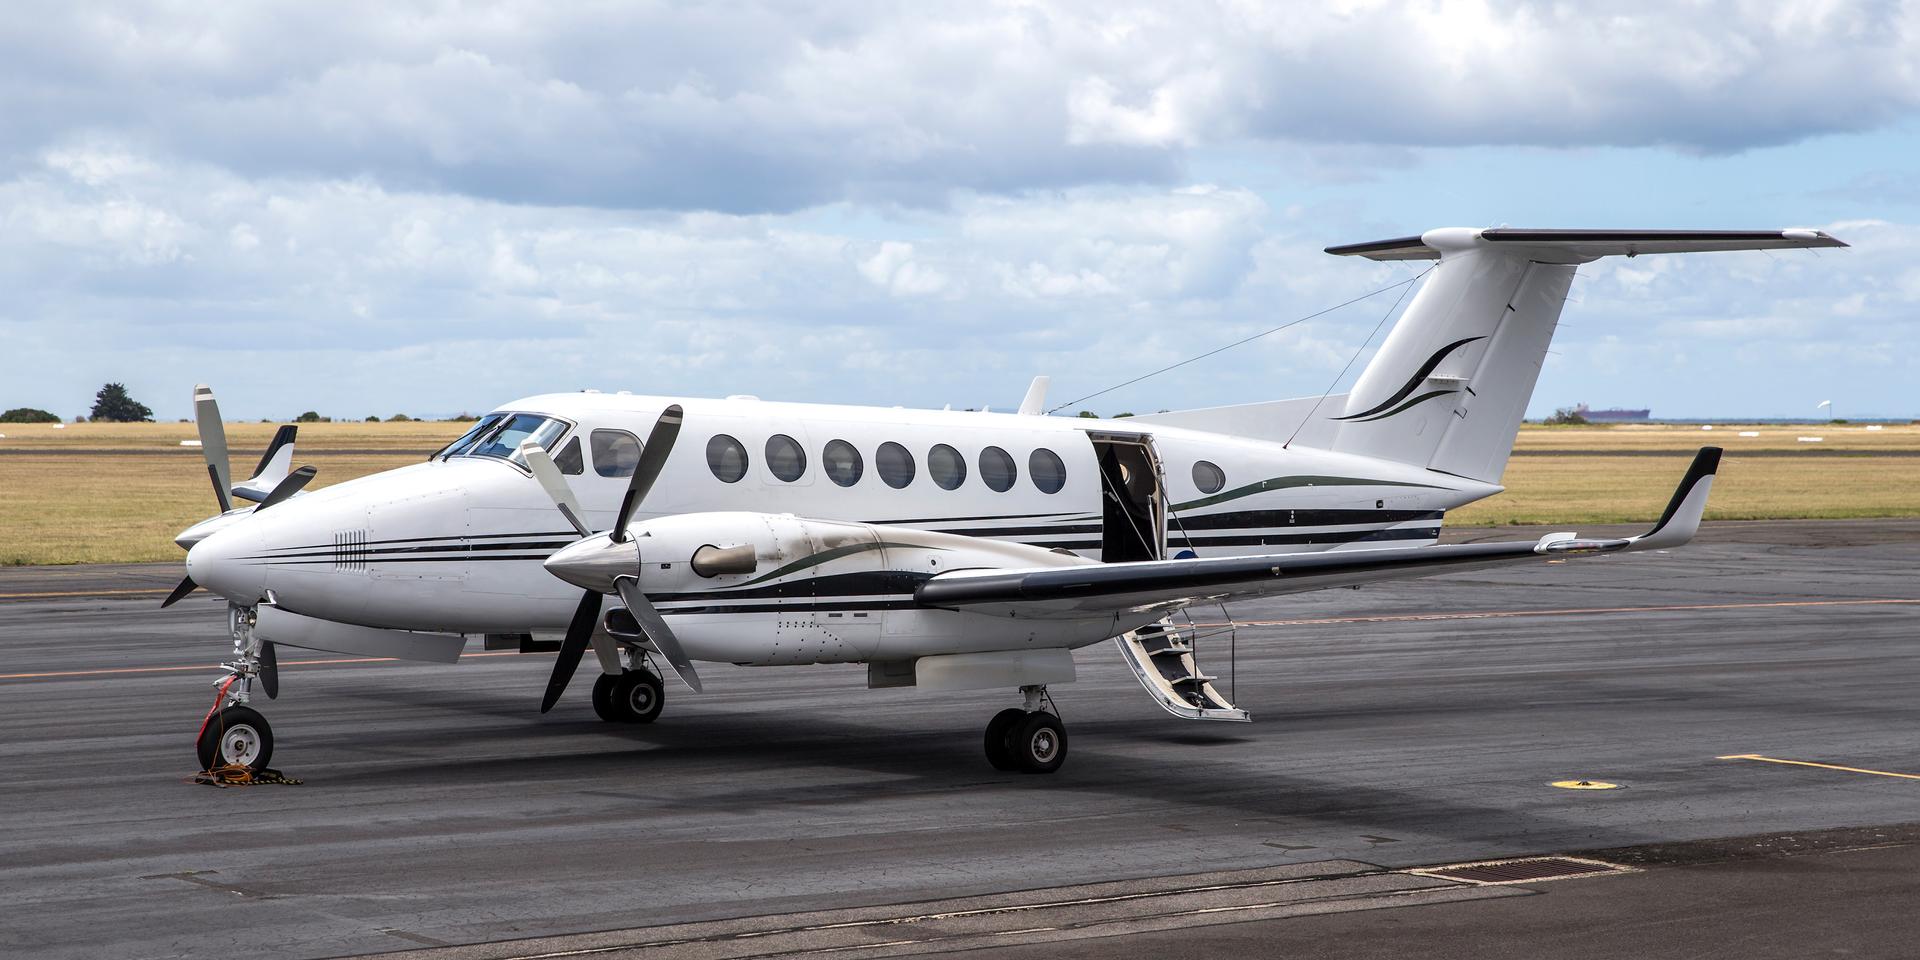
[1573,402,1651,422]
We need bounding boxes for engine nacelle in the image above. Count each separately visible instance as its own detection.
[544,511,1085,601]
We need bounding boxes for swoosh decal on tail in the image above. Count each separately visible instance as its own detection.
[1333,335,1484,421]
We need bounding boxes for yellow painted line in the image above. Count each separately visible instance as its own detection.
[1196,597,1920,629]
[1718,754,1920,781]
[0,650,533,681]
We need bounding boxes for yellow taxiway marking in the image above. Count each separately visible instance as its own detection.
[1551,780,1622,790]
[0,650,532,681]
[1196,597,1920,629]
[1718,754,1920,781]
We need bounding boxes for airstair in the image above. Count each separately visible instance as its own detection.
[1114,615,1249,722]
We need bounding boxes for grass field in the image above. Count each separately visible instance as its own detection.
[2,420,1915,565]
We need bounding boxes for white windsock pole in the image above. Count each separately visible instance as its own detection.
[1816,399,1833,422]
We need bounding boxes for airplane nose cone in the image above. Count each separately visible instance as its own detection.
[186,520,267,603]
[543,535,639,594]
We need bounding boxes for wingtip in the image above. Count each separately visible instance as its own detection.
[1637,446,1721,548]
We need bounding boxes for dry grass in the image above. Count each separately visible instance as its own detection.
[0,421,465,566]
[1,420,1915,565]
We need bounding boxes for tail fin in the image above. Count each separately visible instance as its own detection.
[1320,228,1844,484]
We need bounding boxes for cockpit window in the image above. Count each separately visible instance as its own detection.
[458,413,570,468]
[434,414,505,459]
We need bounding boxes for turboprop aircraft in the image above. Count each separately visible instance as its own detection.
[167,227,1844,775]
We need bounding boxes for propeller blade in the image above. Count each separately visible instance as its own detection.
[614,576,702,693]
[160,575,199,608]
[255,465,317,511]
[540,591,603,713]
[193,384,233,513]
[519,441,591,537]
[610,404,683,543]
[259,640,279,700]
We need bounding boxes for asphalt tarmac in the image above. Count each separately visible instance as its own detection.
[2,519,1917,959]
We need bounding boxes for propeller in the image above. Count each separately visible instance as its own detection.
[521,404,702,711]
[161,575,200,608]
[259,640,279,699]
[194,384,233,513]
[255,465,317,511]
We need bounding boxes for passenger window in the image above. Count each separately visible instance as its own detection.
[553,436,585,476]
[591,429,643,478]
[707,434,748,483]
[1192,460,1226,494]
[980,446,1016,492]
[766,434,806,482]
[929,443,966,490]
[1029,448,1066,494]
[877,441,915,489]
[823,439,863,487]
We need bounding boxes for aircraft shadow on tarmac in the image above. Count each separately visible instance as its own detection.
[299,679,1677,858]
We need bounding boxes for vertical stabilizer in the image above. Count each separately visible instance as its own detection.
[1318,227,1844,484]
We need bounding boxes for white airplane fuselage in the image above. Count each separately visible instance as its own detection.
[187,391,1495,664]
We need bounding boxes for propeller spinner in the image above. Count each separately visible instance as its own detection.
[521,404,703,708]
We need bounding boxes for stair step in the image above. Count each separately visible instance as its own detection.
[1148,643,1193,656]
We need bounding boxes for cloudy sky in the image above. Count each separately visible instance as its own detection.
[4,1,1916,421]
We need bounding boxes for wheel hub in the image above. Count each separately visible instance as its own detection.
[222,725,262,766]
[1028,729,1058,762]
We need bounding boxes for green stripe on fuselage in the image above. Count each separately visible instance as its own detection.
[1173,475,1452,512]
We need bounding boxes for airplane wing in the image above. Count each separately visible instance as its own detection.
[916,447,1720,620]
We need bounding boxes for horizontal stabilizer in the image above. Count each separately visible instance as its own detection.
[1327,228,1847,263]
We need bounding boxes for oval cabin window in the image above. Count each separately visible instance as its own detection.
[823,439,863,487]
[980,446,1017,492]
[877,441,915,488]
[929,443,967,490]
[707,434,749,483]
[1192,460,1226,495]
[766,434,807,482]
[1029,448,1066,494]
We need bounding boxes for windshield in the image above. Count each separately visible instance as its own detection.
[464,413,570,467]
[434,414,505,459]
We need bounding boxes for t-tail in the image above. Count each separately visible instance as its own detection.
[1315,228,1844,484]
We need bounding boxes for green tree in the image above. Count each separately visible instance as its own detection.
[388,413,412,422]
[1543,406,1589,426]
[89,383,153,422]
[365,415,382,422]
[296,411,324,423]
[0,407,60,423]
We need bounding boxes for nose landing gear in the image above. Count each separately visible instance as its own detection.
[983,684,1068,774]
[196,602,279,773]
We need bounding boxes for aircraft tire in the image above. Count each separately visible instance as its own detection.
[984,708,1026,771]
[594,670,665,723]
[197,705,274,771]
[1011,712,1067,774]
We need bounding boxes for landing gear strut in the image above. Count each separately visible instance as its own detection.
[197,602,277,771]
[984,685,1068,774]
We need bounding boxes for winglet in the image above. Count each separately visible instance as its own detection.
[232,425,299,503]
[1631,446,1722,549]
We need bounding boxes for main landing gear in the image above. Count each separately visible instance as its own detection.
[592,667,665,723]
[196,602,278,771]
[984,685,1068,774]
